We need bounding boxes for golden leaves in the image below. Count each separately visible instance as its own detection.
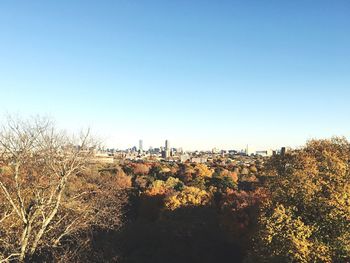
[165,186,211,210]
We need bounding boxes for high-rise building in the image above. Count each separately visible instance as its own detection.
[139,139,143,153]
[162,139,171,159]
[165,139,170,150]
[280,147,286,156]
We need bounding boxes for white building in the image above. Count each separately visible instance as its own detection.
[255,150,273,157]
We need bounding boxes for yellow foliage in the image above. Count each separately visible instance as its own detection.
[255,138,350,262]
[146,177,182,196]
[260,204,316,262]
[165,186,211,210]
[146,180,166,196]
[194,164,214,178]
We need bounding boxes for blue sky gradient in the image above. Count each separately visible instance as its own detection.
[0,0,349,150]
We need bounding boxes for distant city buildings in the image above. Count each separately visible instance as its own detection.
[180,154,190,163]
[280,147,292,156]
[162,139,171,159]
[255,150,273,157]
[91,138,289,165]
[139,139,143,154]
[212,148,219,154]
[165,140,170,150]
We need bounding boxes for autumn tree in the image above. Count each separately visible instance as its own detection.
[194,163,214,178]
[145,177,184,196]
[240,167,249,176]
[250,138,350,262]
[165,186,211,210]
[0,116,96,262]
[220,189,268,254]
[177,163,196,184]
[216,168,238,184]
[249,165,258,174]
[132,163,150,176]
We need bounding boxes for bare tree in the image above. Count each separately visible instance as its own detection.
[0,116,96,262]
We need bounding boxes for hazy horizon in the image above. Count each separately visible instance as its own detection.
[1,1,349,150]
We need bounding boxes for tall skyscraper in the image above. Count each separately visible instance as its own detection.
[139,139,143,153]
[165,139,170,150]
[281,147,286,156]
[163,139,171,159]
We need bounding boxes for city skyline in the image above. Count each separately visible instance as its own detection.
[1,1,349,150]
[110,138,282,153]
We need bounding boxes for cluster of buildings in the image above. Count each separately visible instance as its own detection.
[137,139,181,159]
[92,139,289,164]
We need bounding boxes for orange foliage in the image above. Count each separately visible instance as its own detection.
[132,163,150,175]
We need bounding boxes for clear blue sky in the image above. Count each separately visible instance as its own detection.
[0,0,349,151]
